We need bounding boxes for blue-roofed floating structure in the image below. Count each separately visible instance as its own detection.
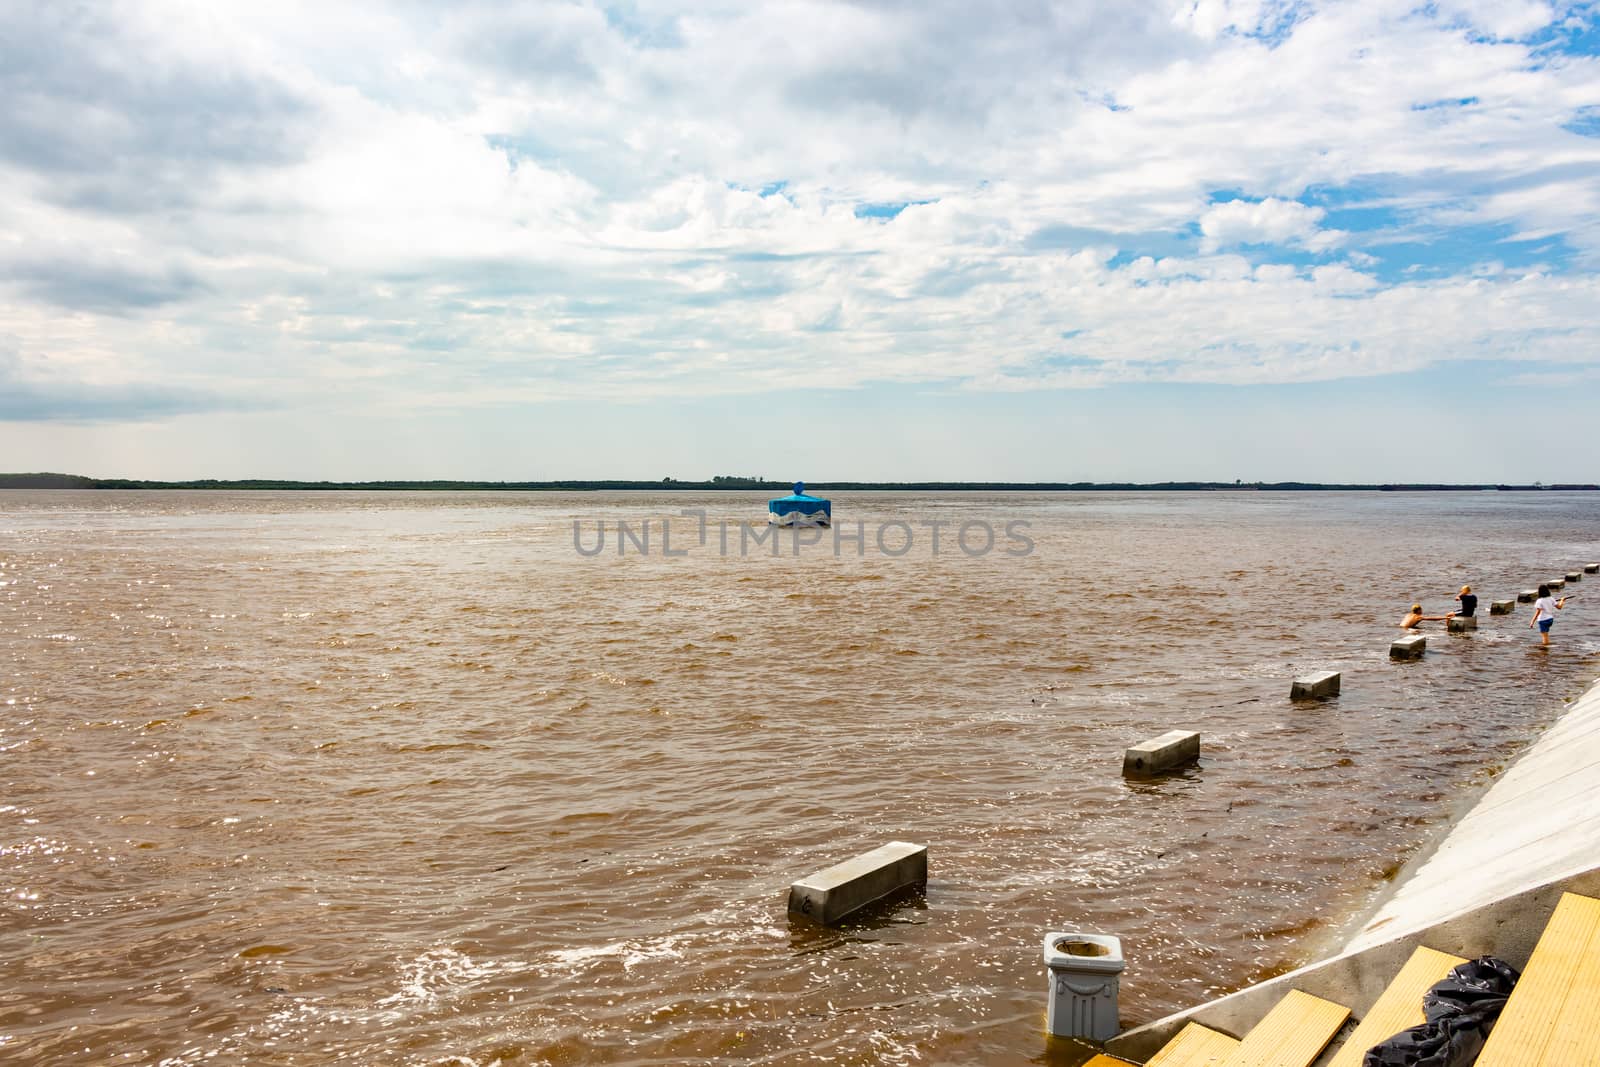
[768,482,831,527]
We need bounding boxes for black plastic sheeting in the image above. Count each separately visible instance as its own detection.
[1362,956,1521,1067]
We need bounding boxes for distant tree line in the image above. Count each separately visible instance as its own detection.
[3,472,1597,492]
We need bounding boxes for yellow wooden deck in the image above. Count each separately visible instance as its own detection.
[1100,894,1600,1067]
[1215,988,1349,1067]
[1146,1021,1241,1066]
[1477,891,1600,1067]
[1323,945,1467,1067]
[1082,1022,1239,1067]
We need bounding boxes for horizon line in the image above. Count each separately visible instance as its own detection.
[3,473,1597,493]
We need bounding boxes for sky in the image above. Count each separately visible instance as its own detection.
[2,0,1600,482]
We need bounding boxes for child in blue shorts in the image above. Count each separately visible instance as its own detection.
[1530,584,1568,647]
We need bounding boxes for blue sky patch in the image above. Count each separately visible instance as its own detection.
[1563,105,1600,138]
[1354,221,1575,283]
[1528,11,1600,55]
[854,200,933,220]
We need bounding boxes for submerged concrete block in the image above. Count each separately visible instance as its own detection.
[1490,600,1514,615]
[1518,590,1538,603]
[1550,578,1566,590]
[788,841,927,925]
[1566,572,1583,583]
[1447,615,1478,633]
[1586,564,1599,575]
[1291,670,1341,700]
[1391,634,1427,659]
[1123,730,1201,777]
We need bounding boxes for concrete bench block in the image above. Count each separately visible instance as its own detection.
[1518,590,1538,603]
[788,841,927,925]
[1123,730,1201,777]
[1549,578,1566,590]
[1391,634,1426,659]
[1490,600,1514,615]
[1291,670,1341,700]
[1566,572,1583,583]
[1586,564,1599,574]
[1447,615,1478,632]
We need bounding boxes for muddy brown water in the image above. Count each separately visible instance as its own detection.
[3,490,1597,1064]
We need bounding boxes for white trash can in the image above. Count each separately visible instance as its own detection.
[1043,931,1124,1041]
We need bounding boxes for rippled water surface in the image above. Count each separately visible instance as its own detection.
[3,490,1598,1065]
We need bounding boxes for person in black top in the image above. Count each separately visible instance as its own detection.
[1455,585,1478,617]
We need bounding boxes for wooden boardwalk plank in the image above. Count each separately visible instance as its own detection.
[1324,945,1468,1067]
[1218,989,1349,1067]
[1478,892,1600,1067]
[1144,1022,1241,1067]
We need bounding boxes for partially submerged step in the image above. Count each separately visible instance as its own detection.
[1323,945,1467,1067]
[1390,634,1426,659]
[1216,988,1348,1067]
[1124,730,1201,777]
[1087,1022,1239,1067]
[1476,891,1600,1066]
[1146,1022,1240,1066]
[1290,671,1341,701]
[787,841,927,925]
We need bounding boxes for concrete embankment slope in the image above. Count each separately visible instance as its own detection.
[1110,672,1600,1062]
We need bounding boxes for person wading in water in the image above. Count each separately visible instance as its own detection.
[1400,603,1454,629]
[1530,584,1570,647]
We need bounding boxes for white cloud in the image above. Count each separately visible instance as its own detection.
[1172,0,1299,41]
[0,0,1598,437]
[1427,0,1559,40]
[1199,198,1342,252]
